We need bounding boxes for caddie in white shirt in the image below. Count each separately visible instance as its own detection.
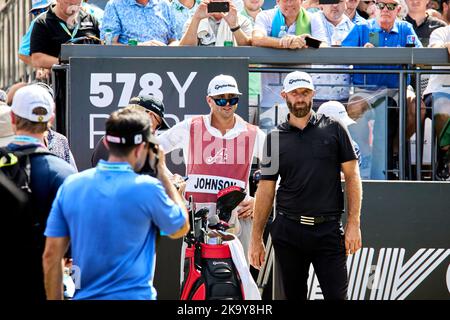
[158,74,266,258]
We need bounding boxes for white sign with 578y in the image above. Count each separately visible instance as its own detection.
[89,72,197,109]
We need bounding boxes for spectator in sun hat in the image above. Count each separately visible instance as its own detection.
[317,100,361,166]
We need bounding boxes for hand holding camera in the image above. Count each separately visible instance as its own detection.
[147,143,167,178]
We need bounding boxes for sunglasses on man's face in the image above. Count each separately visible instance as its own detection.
[376,2,399,10]
[362,0,375,4]
[213,97,239,107]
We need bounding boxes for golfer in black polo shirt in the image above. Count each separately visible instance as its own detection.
[249,71,363,300]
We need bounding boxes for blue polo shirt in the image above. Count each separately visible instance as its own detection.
[19,17,39,56]
[342,19,422,89]
[101,0,177,44]
[45,160,186,300]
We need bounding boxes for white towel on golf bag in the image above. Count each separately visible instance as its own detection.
[227,238,261,300]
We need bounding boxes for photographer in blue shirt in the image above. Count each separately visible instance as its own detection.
[43,107,189,300]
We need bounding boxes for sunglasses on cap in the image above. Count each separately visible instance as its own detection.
[213,97,239,107]
[31,8,47,16]
[376,2,398,10]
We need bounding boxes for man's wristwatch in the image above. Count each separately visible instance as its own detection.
[230,25,241,32]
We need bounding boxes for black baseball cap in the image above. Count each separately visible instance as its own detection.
[129,95,170,130]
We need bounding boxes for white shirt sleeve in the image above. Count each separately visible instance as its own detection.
[309,11,328,43]
[253,10,272,36]
[158,118,192,154]
[428,26,449,47]
[239,15,253,37]
[252,127,266,163]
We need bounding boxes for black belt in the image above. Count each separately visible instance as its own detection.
[278,211,341,226]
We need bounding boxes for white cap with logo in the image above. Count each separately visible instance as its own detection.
[207,74,242,96]
[283,71,315,93]
[11,84,54,123]
[317,101,356,128]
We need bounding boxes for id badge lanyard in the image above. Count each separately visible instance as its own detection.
[97,161,134,172]
[59,21,80,40]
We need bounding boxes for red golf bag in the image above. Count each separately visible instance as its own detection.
[180,187,247,300]
[180,242,244,300]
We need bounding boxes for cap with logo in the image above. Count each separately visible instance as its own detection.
[207,74,242,97]
[317,101,356,128]
[29,0,51,14]
[11,84,54,123]
[105,119,159,147]
[283,71,315,93]
[0,105,14,146]
[128,95,170,130]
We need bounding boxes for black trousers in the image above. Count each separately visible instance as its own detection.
[270,214,348,300]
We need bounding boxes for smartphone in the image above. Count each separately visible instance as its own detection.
[305,36,322,48]
[147,143,159,172]
[207,2,230,13]
[318,0,340,3]
[368,32,379,47]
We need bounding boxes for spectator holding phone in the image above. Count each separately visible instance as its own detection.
[251,0,327,50]
[180,0,252,46]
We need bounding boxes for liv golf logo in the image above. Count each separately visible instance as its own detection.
[307,248,450,300]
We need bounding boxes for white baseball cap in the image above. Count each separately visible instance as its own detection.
[11,84,54,123]
[317,101,356,128]
[207,74,242,96]
[0,104,14,146]
[283,71,315,93]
